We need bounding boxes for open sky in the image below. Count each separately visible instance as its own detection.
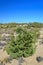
[0,0,43,23]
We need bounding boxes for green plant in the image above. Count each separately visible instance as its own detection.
[6,28,39,59]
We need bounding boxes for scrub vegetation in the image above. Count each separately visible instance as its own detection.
[4,22,40,59]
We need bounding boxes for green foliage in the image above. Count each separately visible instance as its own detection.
[16,27,23,33]
[27,22,43,28]
[6,27,39,59]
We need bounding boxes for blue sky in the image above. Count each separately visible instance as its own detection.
[0,0,43,23]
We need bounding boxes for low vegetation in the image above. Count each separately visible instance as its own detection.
[5,27,39,59]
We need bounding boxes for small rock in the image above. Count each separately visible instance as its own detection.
[36,56,43,62]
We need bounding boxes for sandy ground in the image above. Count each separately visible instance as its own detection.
[0,49,9,61]
[0,28,43,65]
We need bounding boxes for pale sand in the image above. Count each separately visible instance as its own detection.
[0,49,9,61]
